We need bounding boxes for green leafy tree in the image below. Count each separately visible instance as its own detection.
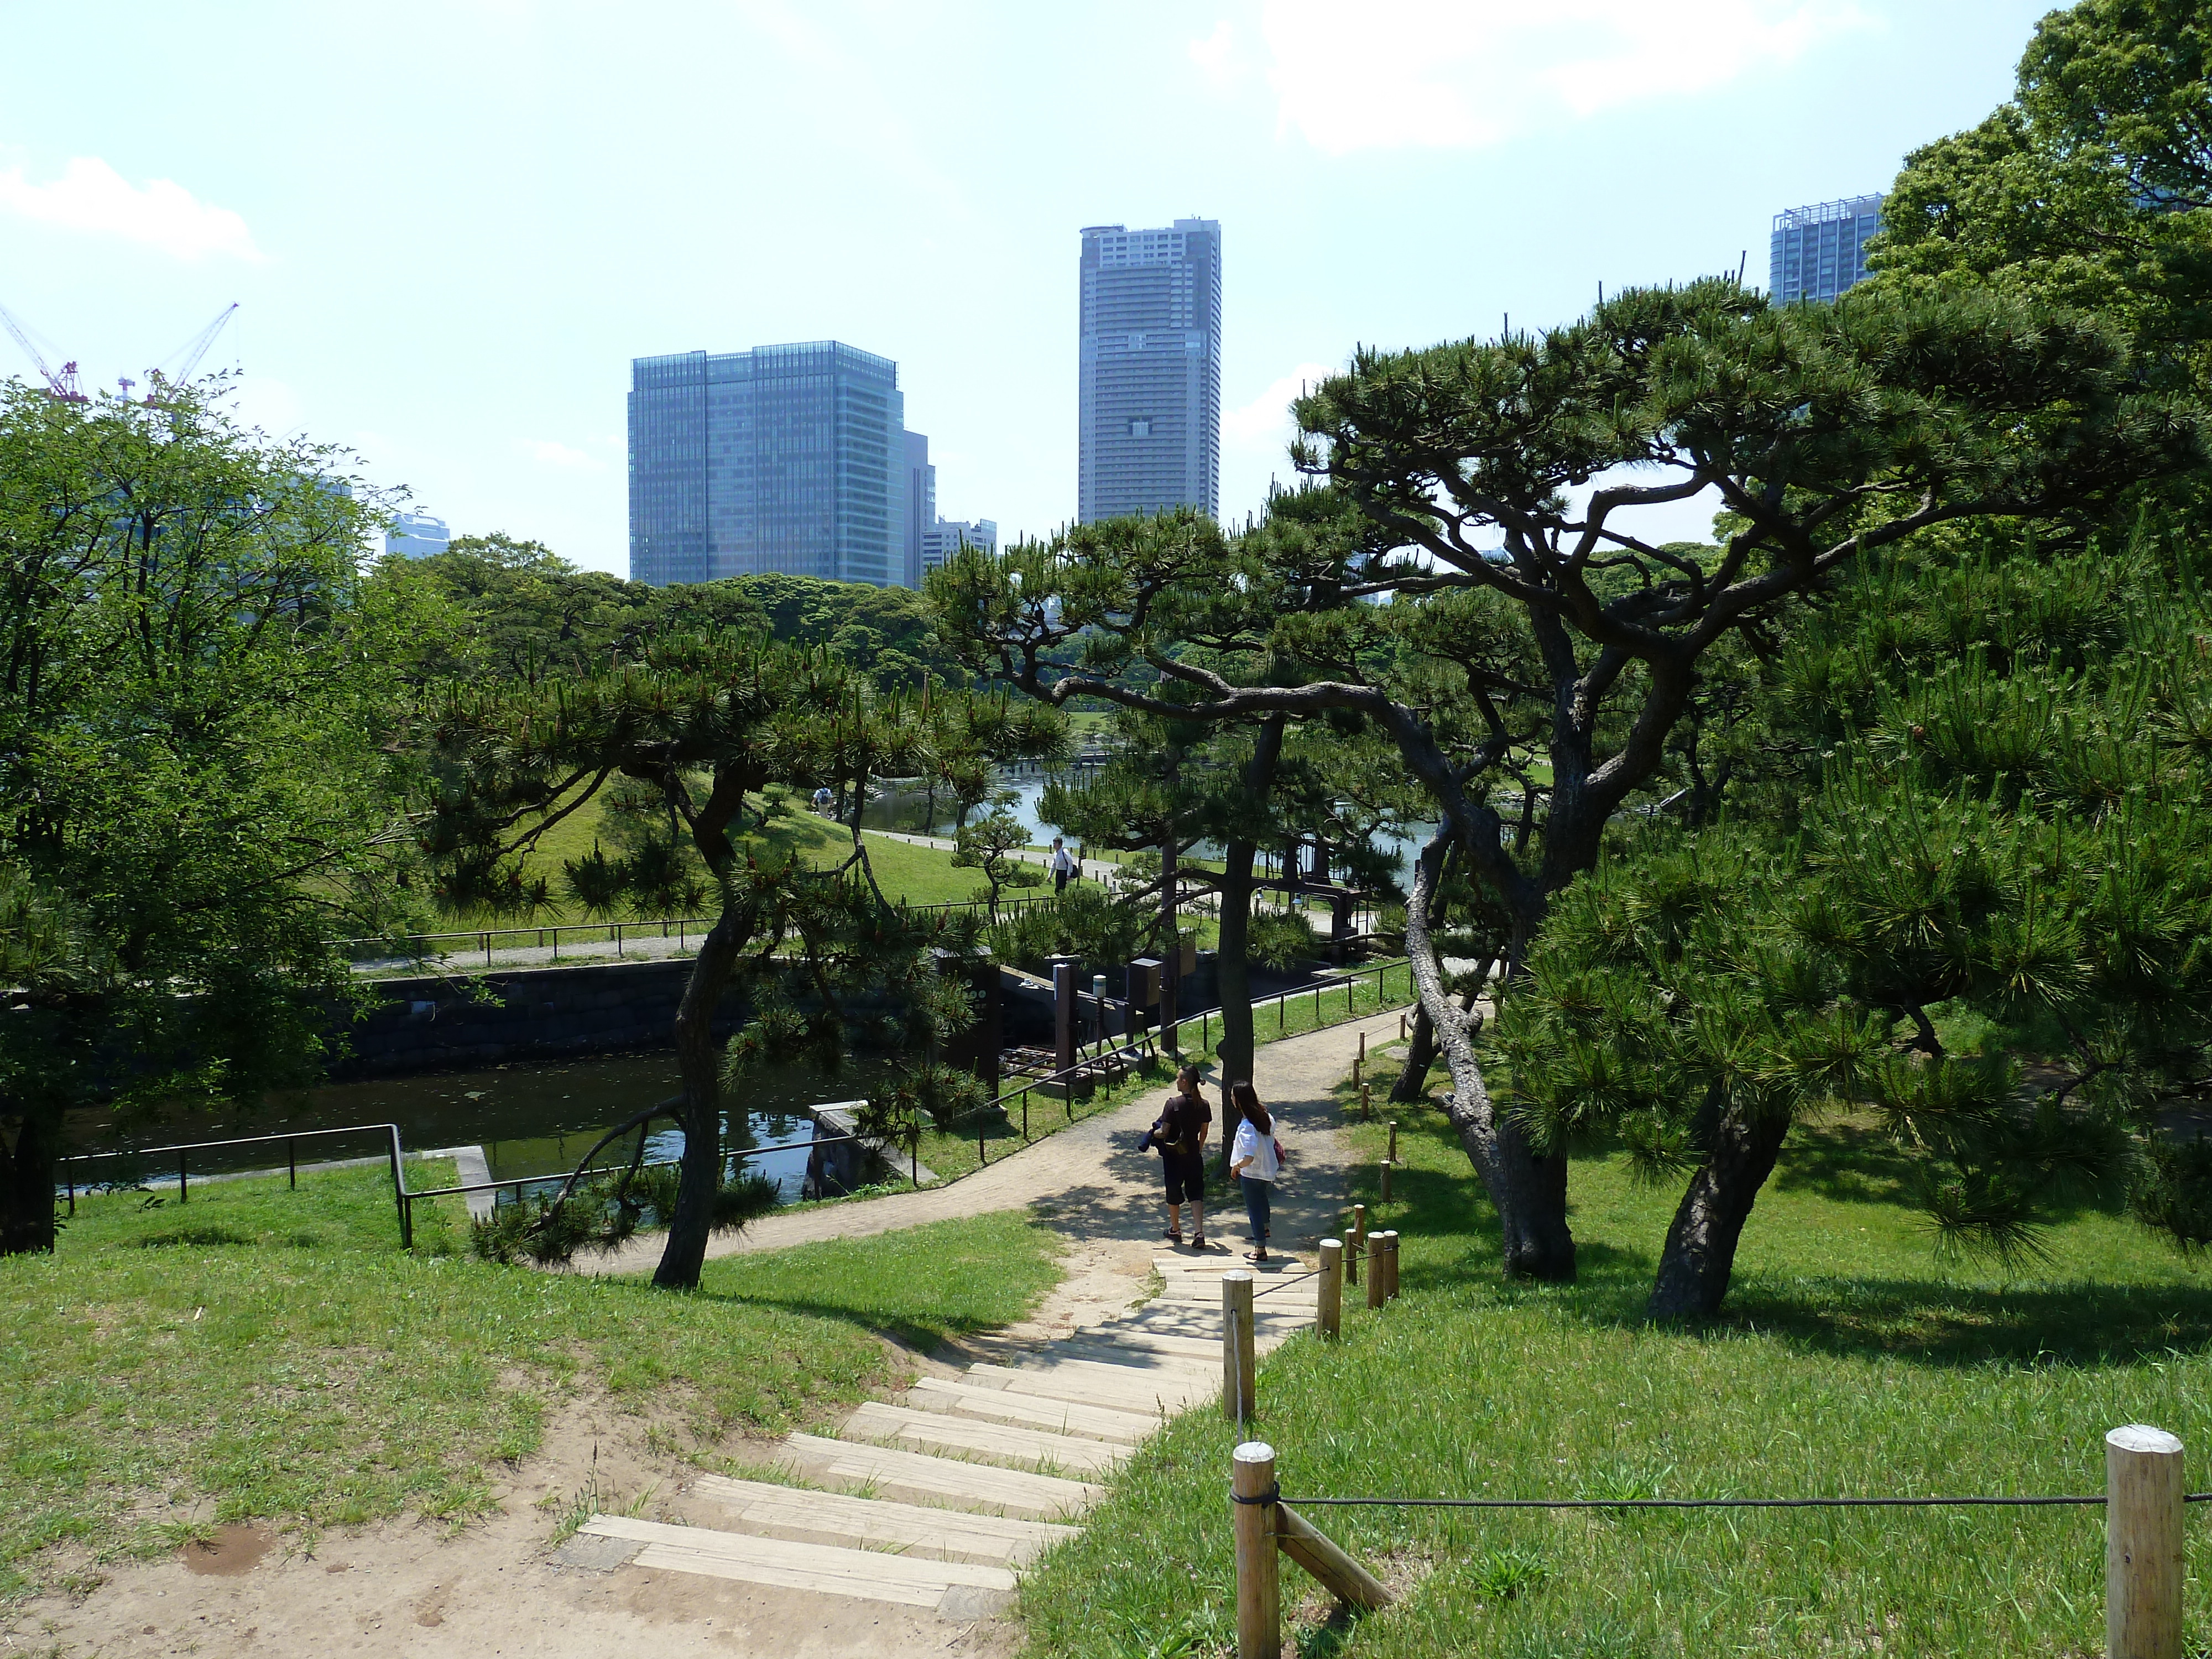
[1498,524,2212,1316]
[951,807,1045,919]
[415,634,1062,1286]
[0,384,418,1253]
[935,276,2199,1283]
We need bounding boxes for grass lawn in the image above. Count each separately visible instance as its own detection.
[1019,1060,2212,1658]
[0,1164,1060,1601]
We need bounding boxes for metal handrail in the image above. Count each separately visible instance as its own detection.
[943,957,1415,1164]
[333,893,1061,967]
[59,1122,415,1245]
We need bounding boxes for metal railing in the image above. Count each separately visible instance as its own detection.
[59,1123,416,1245]
[333,892,1062,969]
[57,1111,914,1251]
[946,957,1416,1166]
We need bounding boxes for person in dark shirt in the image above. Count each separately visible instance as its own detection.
[1156,1064,1213,1249]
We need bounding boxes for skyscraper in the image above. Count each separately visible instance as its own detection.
[921,517,997,575]
[1077,218,1220,524]
[385,512,450,559]
[1769,196,1882,305]
[628,340,910,587]
[904,431,935,588]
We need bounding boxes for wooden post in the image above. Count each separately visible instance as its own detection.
[1317,1238,1343,1340]
[1399,1011,1407,1040]
[1379,1159,1392,1205]
[1366,1231,1385,1309]
[2107,1423,2185,1659]
[1379,1230,1400,1302]
[1387,1120,1399,1165]
[1358,1030,1366,1066]
[1347,1203,1367,1285]
[1360,1082,1372,1119]
[1232,1442,1280,1659]
[1222,1271,1257,1426]
[1276,1502,1392,1611]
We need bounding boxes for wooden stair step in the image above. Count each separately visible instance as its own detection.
[844,1401,1127,1475]
[690,1475,1075,1567]
[578,1514,1015,1610]
[781,1432,1102,1521]
[1049,1326,1220,1359]
[1032,1336,1217,1375]
[964,1358,1212,1412]
[906,1376,1162,1445]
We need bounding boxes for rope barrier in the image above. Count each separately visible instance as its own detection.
[1252,1270,1323,1297]
[1272,1493,2212,1510]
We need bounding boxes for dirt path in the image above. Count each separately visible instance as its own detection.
[581,1008,1404,1277]
[7,1014,1399,1659]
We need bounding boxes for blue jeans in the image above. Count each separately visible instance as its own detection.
[1240,1176,1272,1247]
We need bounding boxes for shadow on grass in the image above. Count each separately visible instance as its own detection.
[1360,1091,2212,1371]
[684,1288,989,1356]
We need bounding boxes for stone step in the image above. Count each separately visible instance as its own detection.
[1049,1326,1222,1360]
[690,1475,1075,1567]
[1031,1337,1218,1376]
[844,1401,1128,1475]
[906,1376,1163,1445]
[577,1514,1016,1613]
[964,1358,1212,1413]
[781,1432,1102,1521]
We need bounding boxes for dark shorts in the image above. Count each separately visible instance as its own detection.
[1164,1150,1206,1205]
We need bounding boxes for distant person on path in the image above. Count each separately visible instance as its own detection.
[1050,836,1076,893]
[1228,1080,1281,1262]
[1151,1063,1212,1249]
[811,785,833,817]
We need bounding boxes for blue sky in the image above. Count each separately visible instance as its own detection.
[2,1,2049,575]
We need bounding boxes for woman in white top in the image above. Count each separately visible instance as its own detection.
[1227,1080,1281,1262]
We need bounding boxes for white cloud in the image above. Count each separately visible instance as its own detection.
[0,157,263,261]
[1188,19,1243,89]
[1205,1,1875,156]
[520,437,600,471]
[1224,361,1337,451]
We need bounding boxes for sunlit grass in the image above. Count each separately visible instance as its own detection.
[1018,1064,2212,1657]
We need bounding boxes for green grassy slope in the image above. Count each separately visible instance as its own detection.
[0,1167,1058,1600]
[1019,1061,2212,1657]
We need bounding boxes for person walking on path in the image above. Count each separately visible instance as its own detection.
[1152,1063,1212,1249]
[1049,836,1076,893]
[1228,1079,1282,1262]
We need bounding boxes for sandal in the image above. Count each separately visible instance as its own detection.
[1245,1248,1270,1261]
[1191,1234,1207,1249]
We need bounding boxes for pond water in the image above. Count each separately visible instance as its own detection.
[63,1050,895,1202]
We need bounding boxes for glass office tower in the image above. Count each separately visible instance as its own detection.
[1078,218,1220,524]
[1769,196,1882,305]
[628,340,909,587]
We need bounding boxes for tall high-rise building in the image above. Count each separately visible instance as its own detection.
[1770,195,1882,305]
[904,431,936,588]
[385,512,450,559]
[921,517,997,575]
[628,340,911,587]
[1077,218,1220,524]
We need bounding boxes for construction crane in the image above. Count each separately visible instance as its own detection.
[0,299,87,403]
[144,302,238,403]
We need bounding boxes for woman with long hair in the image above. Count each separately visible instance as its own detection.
[1227,1079,1281,1262]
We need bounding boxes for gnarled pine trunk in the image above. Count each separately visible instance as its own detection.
[1645,1098,1793,1321]
[1405,839,1573,1281]
[0,1101,61,1256]
[653,908,745,1289]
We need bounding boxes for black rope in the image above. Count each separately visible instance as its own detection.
[1253,1270,1322,1298]
[1276,1493,2212,1511]
[1230,1481,1282,1506]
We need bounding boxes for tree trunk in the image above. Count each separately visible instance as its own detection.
[653,907,745,1290]
[0,1102,61,1256]
[1212,717,1282,1172]
[1393,1001,1439,1103]
[1404,838,1574,1281]
[1645,1102,1793,1321]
